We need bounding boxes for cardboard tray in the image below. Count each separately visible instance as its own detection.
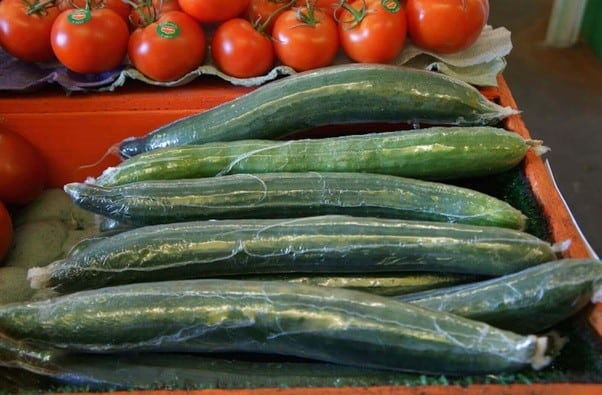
[0,75,600,394]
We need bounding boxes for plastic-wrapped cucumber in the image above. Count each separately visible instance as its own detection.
[97,127,537,186]
[0,279,555,375]
[27,215,557,293]
[118,63,518,158]
[397,258,602,333]
[242,272,481,297]
[0,333,408,390]
[65,172,526,229]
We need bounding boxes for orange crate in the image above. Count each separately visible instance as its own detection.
[0,75,600,394]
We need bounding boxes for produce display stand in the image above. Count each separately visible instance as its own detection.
[0,73,600,394]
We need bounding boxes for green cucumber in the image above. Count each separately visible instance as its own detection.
[0,279,554,375]
[0,332,407,390]
[397,258,602,334]
[118,64,518,158]
[240,272,481,297]
[27,215,556,294]
[97,127,534,187]
[66,172,526,229]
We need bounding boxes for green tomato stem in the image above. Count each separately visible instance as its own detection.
[24,0,56,16]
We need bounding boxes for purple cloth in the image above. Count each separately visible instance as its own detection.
[0,49,124,92]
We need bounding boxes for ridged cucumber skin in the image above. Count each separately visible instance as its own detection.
[97,127,529,187]
[118,64,516,158]
[66,172,526,229]
[397,258,602,334]
[0,279,550,375]
[29,215,556,293]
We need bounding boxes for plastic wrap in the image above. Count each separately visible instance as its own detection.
[27,215,556,293]
[246,272,480,297]
[116,63,518,159]
[397,258,602,333]
[97,127,529,187]
[64,172,526,229]
[0,279,553,375]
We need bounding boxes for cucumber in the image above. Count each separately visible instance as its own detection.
[0,332,406,390]
[118,64,518,158]
[0,279,554,375]
[397,258,602,334]
[27,215,556,294]
[66,172,526,229]
[97,127,533,187]
[241,272,481,297]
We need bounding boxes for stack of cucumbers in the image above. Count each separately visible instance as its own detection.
[1,64,601,389]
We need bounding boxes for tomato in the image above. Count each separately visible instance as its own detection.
[212,18,274,78]
[0,201,12,263]
[57,0,132,23]
[405,0,489,54]
[0,0,60,62]
[272,6,339,71]
[338,0,407,64]
[51,8,129,74]
[0,130,46,206]
[155,0,182,13]
[129,11,205,82]
[248,0,293,34]
[178,0,249,23]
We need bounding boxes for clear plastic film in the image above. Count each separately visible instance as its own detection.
[97,127,529,187]
[0,279,554,375]
[397,258,602,334]
[64,172,526,230]
[245,272,481,297]
[27,215,556,294]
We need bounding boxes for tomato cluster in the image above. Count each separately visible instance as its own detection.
[0,0,489,81]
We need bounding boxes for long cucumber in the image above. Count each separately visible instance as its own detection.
[66,172,526,229]
[0,332,408,390]
[27,215,556,294]
[396,258,602,334]
[97,127,534,186]
[0,279,554,375]
[118,64,517,158]
[239,272,481,297]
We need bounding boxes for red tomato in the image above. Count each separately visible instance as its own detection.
[212,18,274,78]
[0,201,12,263]
[129,11,206,82]
[248,0,294,34]
[178,0,249,23]
[51,8,129,74]
[0,130,46,206]
[57,0,132,23]
[295,0,342,19]
[272,6,339,71]
[0,0,60,62]
[338,0,407,64]
[405,0,489,54]
[156,0,182,13]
